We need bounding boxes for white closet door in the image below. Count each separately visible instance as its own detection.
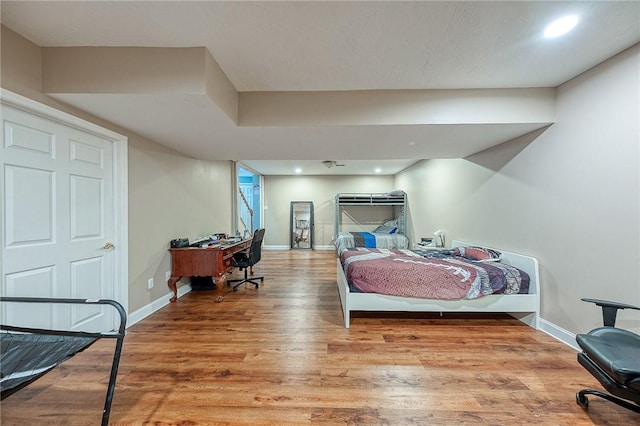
[1,105,116,332]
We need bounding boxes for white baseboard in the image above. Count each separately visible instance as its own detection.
[127,285,192,327]
[538,317,579,351]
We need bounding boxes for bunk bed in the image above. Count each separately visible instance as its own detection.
[334,191,409,253]
[336,240,540,328]
[0,297,127,426]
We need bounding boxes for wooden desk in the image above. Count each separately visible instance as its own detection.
[168,239,251,302]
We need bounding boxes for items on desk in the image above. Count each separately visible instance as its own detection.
[182,232,245,248]
[190,234,222,248]
[190,239,214,248]
[170,238,189,248]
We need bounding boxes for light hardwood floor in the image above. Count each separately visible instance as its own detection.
[1,250,636,425]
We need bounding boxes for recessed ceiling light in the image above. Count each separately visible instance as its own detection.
[544,15,578,38]
[408,141,416,146]
[294,167,302,174]
[374,168,382,173]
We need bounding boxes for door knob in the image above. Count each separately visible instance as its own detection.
[101,242,115,250]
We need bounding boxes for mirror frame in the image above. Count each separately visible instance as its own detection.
[290,201,314,250]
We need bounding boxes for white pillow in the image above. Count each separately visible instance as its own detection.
[373,225,397,234]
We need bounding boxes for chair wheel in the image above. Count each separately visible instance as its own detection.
[233,287,238,292]
[576,392,589,408]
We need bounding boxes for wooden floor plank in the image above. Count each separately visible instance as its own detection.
[1,249,637,425]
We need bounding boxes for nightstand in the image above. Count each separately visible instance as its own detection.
[413,244,448,251]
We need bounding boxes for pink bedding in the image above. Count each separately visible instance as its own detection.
[341,248,529,300]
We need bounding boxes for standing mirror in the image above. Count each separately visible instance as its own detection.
[290,201,314,249]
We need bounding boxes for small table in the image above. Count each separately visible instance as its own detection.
[413,244,448,251]
[168,239,252,302]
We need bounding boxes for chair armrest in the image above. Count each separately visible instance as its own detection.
[581,298,640,327]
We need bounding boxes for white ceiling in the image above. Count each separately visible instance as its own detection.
[2,1,639,175]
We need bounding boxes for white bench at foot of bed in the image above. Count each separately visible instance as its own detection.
[336,240,540,329]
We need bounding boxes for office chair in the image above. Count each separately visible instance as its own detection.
[227,228,265,291]
[575,298,640,413]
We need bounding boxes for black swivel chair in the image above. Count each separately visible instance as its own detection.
[227,228,265,292]
[575,298,640,413]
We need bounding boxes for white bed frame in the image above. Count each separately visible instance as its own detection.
[336,240,540,329]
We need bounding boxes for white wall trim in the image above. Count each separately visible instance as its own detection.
[127,285,192,327]
[538,317,580,351]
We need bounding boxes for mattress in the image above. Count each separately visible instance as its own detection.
[334,232,409,254]
[340,248,530,300]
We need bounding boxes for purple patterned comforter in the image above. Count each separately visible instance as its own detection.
[341,248,529,300]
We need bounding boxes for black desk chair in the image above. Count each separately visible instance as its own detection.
[227,229,265,292]
[576,298,640,413]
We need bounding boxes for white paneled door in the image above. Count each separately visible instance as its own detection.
[1,92,127,332]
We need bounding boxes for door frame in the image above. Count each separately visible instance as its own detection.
[234,162,263,234]
[0,89,129,323]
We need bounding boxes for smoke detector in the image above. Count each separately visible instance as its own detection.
[322,160,345,168]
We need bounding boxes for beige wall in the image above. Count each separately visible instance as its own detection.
[1,25,44,101]
[396,44,640,336]
[1,26,233,313]
[127,139,232,308]
[264,175,395,247]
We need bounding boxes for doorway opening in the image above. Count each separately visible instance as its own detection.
[236,164,262,236]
